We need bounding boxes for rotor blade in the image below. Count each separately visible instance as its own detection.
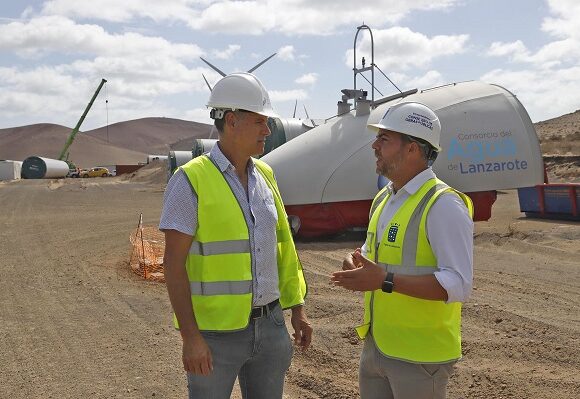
[247,52,277,73]
[200,57,227,77]
[202,74,213,91]
[293,99,297,118]
[303,105,316,126]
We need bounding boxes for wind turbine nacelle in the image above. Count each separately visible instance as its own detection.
[262,81,544,236]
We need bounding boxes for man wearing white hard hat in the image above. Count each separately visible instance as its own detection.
[160,72,311,398]
[332,102,474,398]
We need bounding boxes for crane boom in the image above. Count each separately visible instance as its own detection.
[59,78,107,162]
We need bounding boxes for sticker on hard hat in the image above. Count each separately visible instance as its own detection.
[405,112,433,130]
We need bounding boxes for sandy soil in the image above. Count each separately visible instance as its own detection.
[1,168,579,398]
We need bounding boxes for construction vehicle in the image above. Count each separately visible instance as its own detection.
[59,78,108,169]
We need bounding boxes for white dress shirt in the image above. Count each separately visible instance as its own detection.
[362,168,474,303]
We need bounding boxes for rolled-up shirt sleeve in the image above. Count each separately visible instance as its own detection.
[159,169,197,236]
[428,193,474,303]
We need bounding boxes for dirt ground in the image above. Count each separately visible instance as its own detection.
[1,170,578,398]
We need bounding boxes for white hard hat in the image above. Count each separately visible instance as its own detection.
[368,102,442,151]
[207,72,278,118]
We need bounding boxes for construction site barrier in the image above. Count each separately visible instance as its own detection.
[129,213,165,282]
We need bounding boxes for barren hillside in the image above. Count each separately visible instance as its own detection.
[0,123,146,167]
[85,117,213,154]
[534,109,580,182]
[0,117,213,167]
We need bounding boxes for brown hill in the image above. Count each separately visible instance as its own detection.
[534,109,580,156]
[85,117,213,154]
[533,109,580,183]
[0,123,146,167]
[0,117,214,168]
[170,129,218,151]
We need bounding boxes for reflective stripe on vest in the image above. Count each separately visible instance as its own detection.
[356,178,473,364]
[190,280,252,296]
[189,239,251,256]
[400,183,447,267]
[369,186,390,220]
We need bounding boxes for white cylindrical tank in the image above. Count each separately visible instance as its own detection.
[21,157,70,179]
[192,139,217,157]
[275,118,312,142]
[147,155,169,163]
[168,150,194,175]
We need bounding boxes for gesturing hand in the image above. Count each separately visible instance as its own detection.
[342,248,363,270]
[331,251,386,292]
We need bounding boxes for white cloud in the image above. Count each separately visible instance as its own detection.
[406,70,445,88]
[487,1,580,68]
[39,0,197,23]
[0,16,203,60]
[542,0,580,39]
[346,27,469,71]
[487,40,530,60]
[487,38,577,69]
[481,66,580,122]
[295,73,318,85]
[33,0,461,36]
[212,44,241,60]
[187,1,275,35]
[0,37,221,129]
[0,13,218,128]
[277,45,295,61]
[191,0,460,36]
[480,0,580,122]
[270,89,308,102]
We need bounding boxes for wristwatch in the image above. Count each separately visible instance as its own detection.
[381,272,394,293]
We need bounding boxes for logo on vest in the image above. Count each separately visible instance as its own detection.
[387,223,399,242]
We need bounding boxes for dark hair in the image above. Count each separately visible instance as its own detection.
[402,134,438,162]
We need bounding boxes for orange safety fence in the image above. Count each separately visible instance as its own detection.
[129,213,165,282]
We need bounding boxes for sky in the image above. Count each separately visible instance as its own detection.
[0,0,579,131]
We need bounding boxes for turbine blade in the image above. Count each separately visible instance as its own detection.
[247,53,277,73]
[293,99,297,118]
[202,74,213,91]
[200,57,227,77]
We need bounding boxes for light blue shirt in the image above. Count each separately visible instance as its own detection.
[159,144,280,306]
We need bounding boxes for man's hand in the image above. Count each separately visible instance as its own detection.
[182,333,213,376]
[342,248,362,270]
[331,251,386,292]
[290,305,313,350]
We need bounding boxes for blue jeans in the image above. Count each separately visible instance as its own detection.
[187,303,293,399]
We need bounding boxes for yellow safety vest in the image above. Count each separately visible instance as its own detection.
[174,155,307,331]
[356,178,473,363]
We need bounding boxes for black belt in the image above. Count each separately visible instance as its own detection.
[250,299,279,319]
